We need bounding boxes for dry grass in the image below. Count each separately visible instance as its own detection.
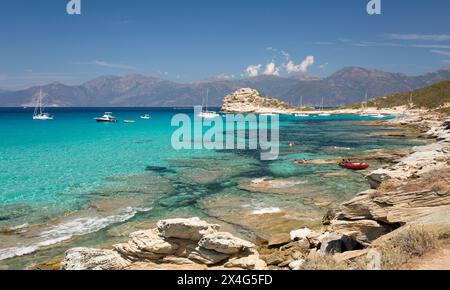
[301,254,351,270]
[379,226,440,270]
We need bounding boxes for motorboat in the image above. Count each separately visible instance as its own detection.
[339,162,369,170]
[95,112,118,123]
[140,114,151,120]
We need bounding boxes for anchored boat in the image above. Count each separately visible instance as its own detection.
[32,89,54,120]
[95,112,118,123]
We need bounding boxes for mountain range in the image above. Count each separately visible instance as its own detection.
[1,67,450,107]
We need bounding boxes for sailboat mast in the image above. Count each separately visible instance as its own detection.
[39,89,43,115]
[206,89,209,112]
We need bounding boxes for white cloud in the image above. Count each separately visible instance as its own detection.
[286,56,315,73]
[443,60,450,64]
[73,60,136,70]
[246,64,262,77]
[430,49,450,56]
[388,34,450,41]
[263,62,280,76]
[215,74,235,80]
[319,62,329,69]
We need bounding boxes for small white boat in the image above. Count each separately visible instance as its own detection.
[198,89,220,119]
[124,120,137,123]
[95,112,118,123]
[140,114,151,120]
[370,114,386,119]
[32,89,54,120]
[295,113,309,117]
[318,97,331,116]
[359,91,369,117]
[198,111,220,119]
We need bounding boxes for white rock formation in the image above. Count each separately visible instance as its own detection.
[157,217,220,241]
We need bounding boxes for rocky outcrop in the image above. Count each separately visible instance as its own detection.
[62,217,266,270]
[157,217,219,241]
[258,115,450,269]
[220,88,289,114]
[61,248,130,270]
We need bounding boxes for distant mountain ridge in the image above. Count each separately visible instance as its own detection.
[0,67,449,107]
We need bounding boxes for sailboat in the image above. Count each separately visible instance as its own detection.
[359,91,370,117]
[318,97,331,116]
[32,89,54,120]
[295,96,309,117]
[198,89,219,119]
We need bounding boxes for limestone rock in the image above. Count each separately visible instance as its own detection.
[187,247,230,265]
[157,217,220,241]
[329,220,391,246]
[61,248,130,270]
[199,232,255,254]
[319,233,360,255]
[290,228,314,241]
[221,88,288,114]
[289,259,305,270]
[225,251,267,270]
[268,233,291,247]
[129,229,179,254]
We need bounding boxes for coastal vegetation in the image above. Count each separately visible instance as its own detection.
[360,79,450,110]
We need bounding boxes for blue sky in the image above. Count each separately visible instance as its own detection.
[1,0,450,89]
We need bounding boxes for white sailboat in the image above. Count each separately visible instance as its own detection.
[198,89,219,119]
[295,96,309,117]
[33,89,54,120]
[359,91,370,117]
[318,97,331,116]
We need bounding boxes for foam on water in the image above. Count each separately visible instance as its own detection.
[0,207,151,261]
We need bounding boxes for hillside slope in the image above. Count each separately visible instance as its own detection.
[367,79,450,109]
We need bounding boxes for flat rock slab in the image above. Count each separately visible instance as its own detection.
[157,217,220,241]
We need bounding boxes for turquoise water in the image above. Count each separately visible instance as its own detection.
[0,108,423,269]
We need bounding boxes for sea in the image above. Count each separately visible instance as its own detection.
[0,107,425,269]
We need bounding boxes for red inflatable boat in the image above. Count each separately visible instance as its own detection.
[339,162,369,170]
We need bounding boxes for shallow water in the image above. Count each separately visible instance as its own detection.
[0,108,424,269]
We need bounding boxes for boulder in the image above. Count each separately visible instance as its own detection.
[268,233,291,247]
[187,247,230,265]
[366,173,391,189]
[224,251,267,270]
[199,232,255,254]
[261,252,285,266]
[319,233,360,255]
[329,220,391,246]
[129,229,179,254]
[61,248,129,270]
[288,259,305,270]
[290,228,314,241]
[157,217,220,241]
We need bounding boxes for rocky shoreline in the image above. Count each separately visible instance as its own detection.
[60,112,450,270]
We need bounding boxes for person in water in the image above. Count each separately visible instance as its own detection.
[293,160,299,165]
[302,159,307,165]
